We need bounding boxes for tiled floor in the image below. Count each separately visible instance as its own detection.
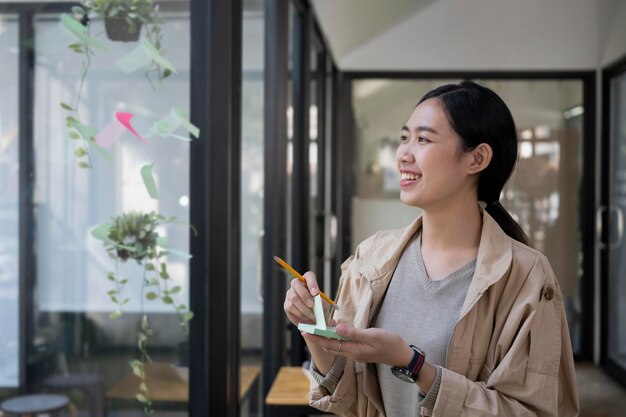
[577,363,626,417]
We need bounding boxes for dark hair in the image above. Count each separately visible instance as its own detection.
[417,80,529,246]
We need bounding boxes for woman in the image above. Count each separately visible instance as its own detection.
[283,81,579,417]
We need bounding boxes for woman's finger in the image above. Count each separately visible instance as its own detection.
[291,279,314,308]
[303,271,320,296]
[285,288,315,321]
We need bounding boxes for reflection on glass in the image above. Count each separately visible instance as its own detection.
[0,16,20,389]
[31,9,191,415]
[609,73,626,370]
[351,79,585,354]
[240,1,264,415]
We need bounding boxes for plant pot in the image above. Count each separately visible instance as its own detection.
[104,16,142,42]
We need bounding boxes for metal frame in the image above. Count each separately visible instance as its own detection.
[289,0,312,366]
[341,70,596,361]
[600,55,626,387]
[189,0,242,415]
[17,9,35,393]
[262,0,289,404]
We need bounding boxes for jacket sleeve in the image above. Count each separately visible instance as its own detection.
[308,250,362,417]
[432,257,580,417]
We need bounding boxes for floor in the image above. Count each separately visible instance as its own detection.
[577,363,626,417]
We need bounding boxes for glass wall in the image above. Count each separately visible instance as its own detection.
[2,3,193,415]
[0,14,19,389]
[351,78,586,354]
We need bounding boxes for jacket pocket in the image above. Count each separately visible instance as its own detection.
[527,288,561,376]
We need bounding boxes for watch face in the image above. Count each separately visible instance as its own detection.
[391,366,416,384]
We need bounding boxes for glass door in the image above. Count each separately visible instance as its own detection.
[603,70,626,385]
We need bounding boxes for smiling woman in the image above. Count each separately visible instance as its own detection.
[284,81,579,417]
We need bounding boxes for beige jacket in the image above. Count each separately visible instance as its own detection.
[309,210,579,417]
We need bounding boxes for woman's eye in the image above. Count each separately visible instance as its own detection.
[417,136,430,143]
[400,135,409,142]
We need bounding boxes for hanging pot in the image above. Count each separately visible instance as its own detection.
[104,15,142,42]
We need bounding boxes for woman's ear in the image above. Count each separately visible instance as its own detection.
[467,143,493,174]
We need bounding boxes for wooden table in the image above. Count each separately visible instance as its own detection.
[265,366,326,416]
[106,363,260,404]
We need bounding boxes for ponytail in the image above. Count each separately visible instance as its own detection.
[485,201,529,246]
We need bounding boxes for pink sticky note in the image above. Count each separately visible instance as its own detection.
[95,119,127,148]
[116,112,148,144]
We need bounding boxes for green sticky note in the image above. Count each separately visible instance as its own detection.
[140,163,159,199]
[73,122,96,140]
[87,139,113,164]
[91,223,112,242]
[142,37,177,73]
[297,295,347,340]
[173,108,200,138]
[60,14,107,51]
[116,42,151,73]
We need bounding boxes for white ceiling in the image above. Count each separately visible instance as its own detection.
[311,0,623,70]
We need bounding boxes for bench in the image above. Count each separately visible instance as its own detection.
[265,366,329,416]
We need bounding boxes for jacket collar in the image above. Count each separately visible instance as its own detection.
[354,208,513,313]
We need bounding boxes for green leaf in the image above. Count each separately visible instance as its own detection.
[136,394,148,403]
[69,131,81,139]
[145,292,158,300]
[159,271,169,279]
[145,263,155,271]
[107,289,116,296]
[120,279,128,284]
[60,102,74,111]
[139,382,148,392]
[74,147,87,157]
[78,161,90,169]
[162,296,173,305]
[184,312,194,321]
[162,68,172,79]
[110,310,122,319]
[122,298,130,304]
[177,304,186,311]
[107,272,115,281]
[169,286,181,294]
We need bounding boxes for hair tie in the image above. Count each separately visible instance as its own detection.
[478,201,487,209]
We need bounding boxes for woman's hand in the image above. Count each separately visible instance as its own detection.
[283,271,322,326]
[301,323,414,367]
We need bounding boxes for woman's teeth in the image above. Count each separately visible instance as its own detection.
[401,173,421,181]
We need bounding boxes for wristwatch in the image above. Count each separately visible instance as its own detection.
[391,344,425,383]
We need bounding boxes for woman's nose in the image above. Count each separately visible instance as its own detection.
[396,144,414,163]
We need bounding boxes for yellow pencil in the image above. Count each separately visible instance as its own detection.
[274,256,340,310]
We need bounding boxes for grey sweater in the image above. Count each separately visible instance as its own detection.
[310,230,475,416]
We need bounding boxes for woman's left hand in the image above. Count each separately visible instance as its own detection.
[301,323,414,367]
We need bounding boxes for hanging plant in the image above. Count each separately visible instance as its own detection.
[92,210,195,414]
[75,0,163,43]
[60,0,173,168]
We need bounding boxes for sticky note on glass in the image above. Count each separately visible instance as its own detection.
[298,295,346,340]
[116,37,177,74]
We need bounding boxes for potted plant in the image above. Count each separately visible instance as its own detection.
[75,0,163,43]
[93,211,194,414]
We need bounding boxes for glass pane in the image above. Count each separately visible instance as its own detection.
[31,6,191,415]
[351,78,586,354]
[240,0,264,414]
[608,73,626,370]
[0,15,20,389]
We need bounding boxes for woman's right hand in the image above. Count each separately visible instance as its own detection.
[284,271,320,326]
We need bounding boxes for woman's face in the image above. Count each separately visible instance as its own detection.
[396,97,476,210]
